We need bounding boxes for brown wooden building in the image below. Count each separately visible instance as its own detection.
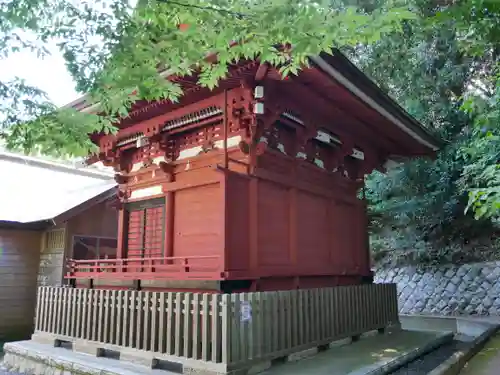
[65,50,440,293]
[0,150,118,340]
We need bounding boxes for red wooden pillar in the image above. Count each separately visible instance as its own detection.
[289,186,297,266]
[249,177,258,272]
[221,171,229,275]
[116,207,126,273]
[164,173,175,263]
[116,208,125,259]
[288,138,299,268]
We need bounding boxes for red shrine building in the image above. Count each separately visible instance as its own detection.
[66,51,439,293]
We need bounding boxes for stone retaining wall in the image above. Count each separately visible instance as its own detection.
[375,261,500,316]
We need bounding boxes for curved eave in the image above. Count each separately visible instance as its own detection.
[311,51,441,154]
[65,50,441,156]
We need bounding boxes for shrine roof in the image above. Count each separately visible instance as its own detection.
[0,150,117,225]
[65,50,441,154]
[311,50,440,152]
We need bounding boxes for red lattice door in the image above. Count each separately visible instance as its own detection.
[125,197,166,272]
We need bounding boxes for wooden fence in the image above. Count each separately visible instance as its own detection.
[34,284,398,370]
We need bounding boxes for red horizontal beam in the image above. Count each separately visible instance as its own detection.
[225,265,371,280]
[65,255,223,281]
[68,271,222,281]
[68,255,219,264]
[68,264,220,271]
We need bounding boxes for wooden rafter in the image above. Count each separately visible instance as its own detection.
[278,80,398,155]
[272,84,389,165]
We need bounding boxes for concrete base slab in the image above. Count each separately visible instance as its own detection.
[259,330,452,375]
[2,330,451,375]
[30,333,228,375]
[2,340,177,375]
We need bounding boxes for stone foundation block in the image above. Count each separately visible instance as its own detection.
[72,340,103,357]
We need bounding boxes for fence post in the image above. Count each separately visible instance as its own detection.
[183,293,193,357]
[32,284,399,370]
[150,292,158,352]
[166,293,174,355]
[192,293,201,360]
[201,293,210,361]
[35,287,43,331]
[158,292,166,353]
[221,294,230,364]
[211,294,221,363]
[230,293,240,363]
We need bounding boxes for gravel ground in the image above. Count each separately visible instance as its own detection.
[390,340,467,375]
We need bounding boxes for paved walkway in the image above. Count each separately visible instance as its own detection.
[262,330,445,375]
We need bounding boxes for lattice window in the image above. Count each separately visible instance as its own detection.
[45,229,65,250]
[126,197,166,259]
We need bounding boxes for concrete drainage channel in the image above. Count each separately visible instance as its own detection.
[388,315,500,375]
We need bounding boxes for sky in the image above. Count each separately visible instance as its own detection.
[0,43,80,107]
[0,0,136,108]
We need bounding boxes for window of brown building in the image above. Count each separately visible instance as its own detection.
[72,236,117,260]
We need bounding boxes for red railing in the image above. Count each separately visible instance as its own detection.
[65,255,223,280]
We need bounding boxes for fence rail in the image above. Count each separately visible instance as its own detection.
[34,283,398,370]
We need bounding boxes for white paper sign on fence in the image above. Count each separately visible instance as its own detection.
[240,301,252,322]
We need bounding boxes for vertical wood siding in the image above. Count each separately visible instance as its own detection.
[173,183,222,266]
[225,161,370,282]
[0,229,42,339]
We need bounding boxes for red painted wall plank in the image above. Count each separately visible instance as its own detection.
[173,182,222,267]
[225,172,250,271]
[222,149,371,289]
[296,191,330,268]
[257,180,290,267]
